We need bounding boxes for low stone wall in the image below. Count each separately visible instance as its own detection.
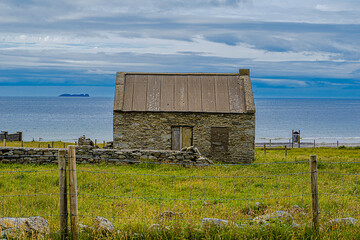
[0,146,212,165]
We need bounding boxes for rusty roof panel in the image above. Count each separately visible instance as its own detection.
[228,76,245,113]
[123,74,135,111]
[160,75,175,111]
[201,75,216,112]
[215,76,230,112]
[119,72,252,113]
[147,75,161,111]
[132,75,147,111]
[187,75,202,112]
[174,76,188,111]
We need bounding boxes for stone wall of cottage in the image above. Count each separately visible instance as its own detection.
[113,112,255,163]
[0,146,212,165]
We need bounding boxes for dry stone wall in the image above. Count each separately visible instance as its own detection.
[0,146,212,165]
[114,112,255,163]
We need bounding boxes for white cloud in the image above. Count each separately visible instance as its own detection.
[253,78,309,87]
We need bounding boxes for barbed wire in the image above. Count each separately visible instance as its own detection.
[319,171,360,176]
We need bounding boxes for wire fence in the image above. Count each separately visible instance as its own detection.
[0,149,359,238]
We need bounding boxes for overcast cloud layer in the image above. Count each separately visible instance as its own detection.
[1,0,359,97]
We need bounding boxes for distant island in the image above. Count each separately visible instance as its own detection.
[59,94,90,97]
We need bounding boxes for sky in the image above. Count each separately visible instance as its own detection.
[0,0,359,98]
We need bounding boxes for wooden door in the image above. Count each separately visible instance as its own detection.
[182,127,193,148]
[172,126,193,150]
[172,127,180,150]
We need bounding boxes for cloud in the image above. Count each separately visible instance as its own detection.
[0,0,360,97]
[253,78,309,88]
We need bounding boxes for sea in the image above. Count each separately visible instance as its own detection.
[0,97,359,144]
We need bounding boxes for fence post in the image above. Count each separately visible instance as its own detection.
[21,141,23,147]
[269,139,271,147]
[337,140,339,149]
[58,150,68,239]
[3,139,6,147]
[52,141,54,148]
[310,155,319,230]
[313,140,315,149]
[284,146,287,157]
[263,144,266,156]
[68,146,79,240]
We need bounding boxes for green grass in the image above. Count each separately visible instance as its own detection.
[1,147,360,239]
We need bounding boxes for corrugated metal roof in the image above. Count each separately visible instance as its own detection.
[114,72,255,114]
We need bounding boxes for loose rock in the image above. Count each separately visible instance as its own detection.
[327,217,358,226]
[201,218,239,229]
[93,216,115,234]
[25,216,50,236]
[252,211,294,226]
[0,216,49,238]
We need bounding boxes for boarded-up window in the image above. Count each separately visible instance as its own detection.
[211,127,229,152]
[171,126,193,150]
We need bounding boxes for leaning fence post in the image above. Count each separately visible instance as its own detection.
[58,150,68,239]
[310,155,319,230]
[263,144,266,156]
[285,146,287,157]
[68,146,79,240]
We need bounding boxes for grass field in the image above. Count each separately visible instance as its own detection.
[1,147,360,239]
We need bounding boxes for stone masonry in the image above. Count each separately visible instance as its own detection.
[0,146,212,165]
[114,112,255,163]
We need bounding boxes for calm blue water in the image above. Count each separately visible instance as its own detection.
[0,97,113,142]
[255,98,360,143]
[0,97,359,143]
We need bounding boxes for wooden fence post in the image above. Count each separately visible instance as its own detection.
[313,140,315,149]
[337,140,339,149]
[310,155,319,230]
[269,139,271,147]
[21,141,23,147]
[263,144,266,156]
[68,146,79,240]
[58,150,68,239]
[284,146,287,157]
[3,139,6,147]
[52,141,54,148]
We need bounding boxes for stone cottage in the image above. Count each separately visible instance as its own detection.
[113,70,255,163]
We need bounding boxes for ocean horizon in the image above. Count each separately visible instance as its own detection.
[0,96,359,144]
